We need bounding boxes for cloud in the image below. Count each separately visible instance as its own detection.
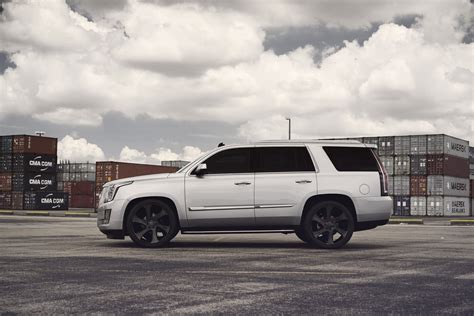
[119,145,203,164]
[0,0,472,146]
[58,135,106,162]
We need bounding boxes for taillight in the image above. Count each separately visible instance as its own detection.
[372,149,388,196]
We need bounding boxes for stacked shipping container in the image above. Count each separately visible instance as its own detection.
[95,161,179,208]
[0,135,68,210]
[352,134,470,217]
[58,162,96,208]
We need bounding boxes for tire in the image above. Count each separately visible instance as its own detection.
[294,228,310,243]
[126,199,179,248]
[301,201,355,249]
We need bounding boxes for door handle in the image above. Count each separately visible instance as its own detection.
[234,181,251,185]
[295,180,312,184]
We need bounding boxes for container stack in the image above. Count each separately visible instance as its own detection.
[344,134,470,216]
[0,135,68,210]
[58,162,96,208]
[161,160,190,169]
[95,161,179,208]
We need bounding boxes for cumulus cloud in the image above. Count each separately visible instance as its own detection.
[58,135,106,162]
[0,0,472,147]
[119,145,203,164]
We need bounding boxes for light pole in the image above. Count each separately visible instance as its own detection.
[285,117,291,140]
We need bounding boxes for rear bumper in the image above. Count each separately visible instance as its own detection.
[354,196,392,223]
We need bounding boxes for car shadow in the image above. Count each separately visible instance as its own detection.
[98,239,391,251]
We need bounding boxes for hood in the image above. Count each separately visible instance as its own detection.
[104,173,172,186]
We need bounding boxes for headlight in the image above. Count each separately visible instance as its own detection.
[102,181,133,203]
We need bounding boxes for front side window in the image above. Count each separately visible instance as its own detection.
[201,148,252,174]
[255,147,315,172]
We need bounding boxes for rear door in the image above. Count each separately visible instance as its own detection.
[254,146,317,226]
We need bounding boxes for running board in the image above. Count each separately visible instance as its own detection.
[180,230,296,235]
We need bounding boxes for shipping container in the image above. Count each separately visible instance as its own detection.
[0,192,12,209]
[70,181,95,195]
[161,160,191,168]
[393,176,410,195]
[95,161,178,185]
[470,179,474,197]
[81,172,96,181]
[472,198,474,214]
[427,134,469,159]
[387,176,394,195]
[426,154,469,178]
[469,146,474,163]
[394,136,410,156]
[380,156,394,175]
[70,195,94,208]
[393,196,410,216]
[0,136,13,153]
[12,154,57,173]
[0,173,12,191]
[410,135,427,155]
[11,192,23,209]
[443,197,470,216]
[12,173,57,192]
[410,155,427,175]
[427,176,469,197]
[410,196,426,216]
[427,196,443,216]
[23,191,69,210]
[57,181,63,191]
[0,154,12,172]
[394,156,410,175]
[12,135,57,155]
[378,136,395,156]
[410,176,427,196]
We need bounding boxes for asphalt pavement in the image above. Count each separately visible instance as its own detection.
[0,215,473,314]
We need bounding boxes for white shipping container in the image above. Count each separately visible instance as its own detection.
[410,135,427,155]
[427,134,469,159]
[381,156,394,175]
[393,176,410,195]
[394,136,410,156]
[394,156,410,175]
[427,196,443,216]
[387,176,394,195]
[410,196,427,216]
[444,197,470,216]
[427,176,469,197]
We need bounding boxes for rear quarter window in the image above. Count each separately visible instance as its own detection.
[323,146,378,172]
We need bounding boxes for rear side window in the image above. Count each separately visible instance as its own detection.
[323,146,378,172]
[256,147,315,172]
[203,148,252,174]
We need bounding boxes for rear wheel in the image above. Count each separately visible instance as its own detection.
[301,201,354,249]
[126,199,179,248]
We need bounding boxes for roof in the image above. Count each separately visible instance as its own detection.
[252,139,376,148]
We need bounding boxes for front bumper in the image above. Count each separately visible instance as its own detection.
[97,199,128,233]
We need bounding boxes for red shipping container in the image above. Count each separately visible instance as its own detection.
[426,154,469,178]
[62,181,73,194]
[470,180,474,197]
[71,181,95,196]
[70,195,95,208]
[0,173,12,191]
[12,135,57,155]
[410,176,427,196]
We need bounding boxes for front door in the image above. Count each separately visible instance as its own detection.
[185,147,255,228]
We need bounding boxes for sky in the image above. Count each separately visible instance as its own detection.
[0,0,472,164]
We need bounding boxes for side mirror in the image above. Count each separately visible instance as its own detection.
[194,163,208,177]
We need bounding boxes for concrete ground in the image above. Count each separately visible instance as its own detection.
[0,216,473,314]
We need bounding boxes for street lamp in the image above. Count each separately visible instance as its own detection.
[285,117,291,140]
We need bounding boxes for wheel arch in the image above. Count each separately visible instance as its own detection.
[122,196,180,235]
[301,194,358,224]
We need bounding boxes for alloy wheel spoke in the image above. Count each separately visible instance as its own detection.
[325,205,334,219]
[312,215,325,226]
[156,223,170,233]
[151,228,159,243]
[313,228,326,237]
[335,213,348,221]
[132,217,147,226]
[155,209,167,220]
[334,227,346,236]
[136,227,150,239]
[144,205,152,221]
[326,230,335,244]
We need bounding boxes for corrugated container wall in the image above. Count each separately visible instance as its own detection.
[393,196,410,216]
[427,176,469,197]
[427,155,469,178]
[410,196,427,216]
[427,135,469,159]
[393,176,410,195]
[410,176,427,196]
[12,135,57,155]
[410,155,427,175]
[410,135,427,155]
[394,136,410,156]
[394,156,410,175]
[378,137,395,156]
[380,156,394,175]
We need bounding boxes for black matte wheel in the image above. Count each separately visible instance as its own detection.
[301,201,354,249]
[126,199,179,248]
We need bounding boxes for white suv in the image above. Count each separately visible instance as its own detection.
[97,140,392,249]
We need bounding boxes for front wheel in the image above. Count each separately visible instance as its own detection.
[126,199,179,248]
[301,201,355,249]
